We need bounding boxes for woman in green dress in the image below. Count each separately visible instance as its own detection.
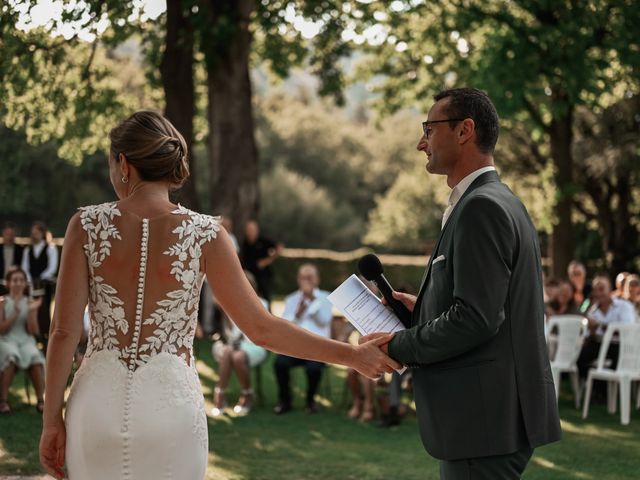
[0,268,45,414]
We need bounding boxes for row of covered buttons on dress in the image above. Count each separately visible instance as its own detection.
[122,218,149,479]
[129,218,149,370]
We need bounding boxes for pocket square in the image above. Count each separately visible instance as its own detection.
[432,254,446,264]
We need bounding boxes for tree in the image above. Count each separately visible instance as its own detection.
[195,0,356,235]
[365,164,448,253]
[352,0,640,277]
[573,96,640,273]
[259,165,363,249]
[0,5,135,163]
[1,1,362,233]
[158,0,199,208]
[1,1,203,207]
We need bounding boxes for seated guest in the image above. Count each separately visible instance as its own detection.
[547,279,582,316]
[567,260,592,312]
[273,263,332,414]
[347,367,375,421]
[0,268,45,414]
[622,274,640,321]
[577,274,636,381]
[211,272,267,417]
[1,222,24,296]
[543,278,560,318]
[376,371,412,428]
[613,272,631,298]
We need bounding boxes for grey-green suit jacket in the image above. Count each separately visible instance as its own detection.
[388,171,561,461]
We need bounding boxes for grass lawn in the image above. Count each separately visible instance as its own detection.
[1,339,639,479]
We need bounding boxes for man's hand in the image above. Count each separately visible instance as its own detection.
[359,332,394,354]
[351,334,401,379]
[381,291,418,313]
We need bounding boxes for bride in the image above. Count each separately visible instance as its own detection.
[39,111,399,480]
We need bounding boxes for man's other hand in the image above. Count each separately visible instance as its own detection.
[381,291,418,313]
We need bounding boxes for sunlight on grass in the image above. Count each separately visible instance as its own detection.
[532,456,594,479]
[197,359,219,384]
[309,430,326,441]
[560,419,633,439]
[209,414,234,426]
[206,452,242,480]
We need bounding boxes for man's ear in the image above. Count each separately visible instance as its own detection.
[458,118,475,146]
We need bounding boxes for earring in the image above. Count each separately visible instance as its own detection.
[121,176,129,184]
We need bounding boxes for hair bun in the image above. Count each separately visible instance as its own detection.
[109,111,191,190]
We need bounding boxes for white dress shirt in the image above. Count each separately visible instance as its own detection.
[22,241,59,282]
[3,244,15,277]
[282,288,333,338]
[588,297,636,337]
[442,166,496,228]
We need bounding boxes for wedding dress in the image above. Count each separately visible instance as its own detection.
[64,201,220,480]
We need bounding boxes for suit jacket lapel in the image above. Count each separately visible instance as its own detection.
[413,171,501,321]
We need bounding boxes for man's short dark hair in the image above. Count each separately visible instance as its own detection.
[433,88,499,154]
[2,221,17,231]
[32,221,47,236]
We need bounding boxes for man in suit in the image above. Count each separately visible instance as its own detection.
[365,88,561,479]
[1,222,24,295]
[21,221,59,351]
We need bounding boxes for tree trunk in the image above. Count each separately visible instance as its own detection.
[206,0,259,239]
[548,105,575,279]
[609,172,637,273]
[586,171,638,275]
[160,0,199,210]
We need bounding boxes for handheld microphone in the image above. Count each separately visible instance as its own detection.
[357,254,412,328]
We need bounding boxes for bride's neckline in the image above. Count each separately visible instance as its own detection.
[115,201,183,221]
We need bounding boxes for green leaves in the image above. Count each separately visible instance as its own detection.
[0,1,154,164]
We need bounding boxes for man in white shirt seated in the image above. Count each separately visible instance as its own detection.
[577,274,636,381]
[273,263,333,414]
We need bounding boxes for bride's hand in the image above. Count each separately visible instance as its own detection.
[40,418,66,480]
[351,333,402,380]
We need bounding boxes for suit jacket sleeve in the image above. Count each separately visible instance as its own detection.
[388,196,515,366]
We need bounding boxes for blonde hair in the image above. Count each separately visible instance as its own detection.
[109,110,190,188]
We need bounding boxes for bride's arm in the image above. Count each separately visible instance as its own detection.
[43,213,89,426]
[204,228,400,378]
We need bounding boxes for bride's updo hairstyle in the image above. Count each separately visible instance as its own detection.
[109,110,190,189]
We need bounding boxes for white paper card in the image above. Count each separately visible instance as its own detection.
[328,274,406,336]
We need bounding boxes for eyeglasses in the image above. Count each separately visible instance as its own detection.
[422,118,466,139]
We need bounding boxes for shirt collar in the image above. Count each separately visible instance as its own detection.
[447,166,496,207]
[298,288,320,298]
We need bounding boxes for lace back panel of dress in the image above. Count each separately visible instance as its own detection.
[79,202,220,370]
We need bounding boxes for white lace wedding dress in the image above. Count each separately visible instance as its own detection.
[64,202,220,480]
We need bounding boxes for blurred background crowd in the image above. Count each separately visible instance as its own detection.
[2,216,639,425]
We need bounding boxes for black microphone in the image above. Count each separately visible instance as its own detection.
[358,254,412,328]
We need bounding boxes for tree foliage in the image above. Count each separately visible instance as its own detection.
[350,0,640,274]
[0,2,153,163]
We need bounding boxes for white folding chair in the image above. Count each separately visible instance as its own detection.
[582,323,640,425]
[547,315,586,408]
